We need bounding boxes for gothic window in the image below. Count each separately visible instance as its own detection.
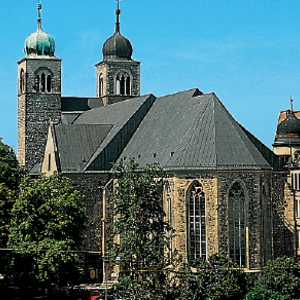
[188,181,206,263]
[228,182,246,267]
[41,73,46,92]
[47,75,52,92]
[35,75,39,92]
[99,74,104,97]
[20,69,25,93]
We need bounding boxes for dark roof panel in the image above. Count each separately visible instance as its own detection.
[55,124,113,173]
[119,90,274,171]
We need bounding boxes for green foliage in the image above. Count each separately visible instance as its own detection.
[0,140,20,247]
[244,282,292,300]
[260,256,300,298]
[0,139,20,190]
[172,260,204,300]
[7,174,86,282]
[192,253,249,300]
[109,159,176,299]
[0,184,17,247]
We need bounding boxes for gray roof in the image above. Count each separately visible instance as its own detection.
[61,97,103,112]
[55,124,112,173]
[119,89,276,171]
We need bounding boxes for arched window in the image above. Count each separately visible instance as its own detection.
[120,76,125,95]
[228,182,246,267]
[99,74,104,97]
[20,69,25,93]
[188,181,206,263]
[116,76,120,95]
[41,73,45,92]
[47,75,51,92]
[35,75,39,92]
[126,76,131,96]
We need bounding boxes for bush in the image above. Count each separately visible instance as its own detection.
[192,253,250,300]
[260,256,300,298]
[244,281,292,300]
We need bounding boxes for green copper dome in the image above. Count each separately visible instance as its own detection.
[24,2,55,57]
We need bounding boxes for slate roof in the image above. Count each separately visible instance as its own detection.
[61,97,103,112]
[118,89,278,171]
[54,95,156,172]
[54,124,112,173]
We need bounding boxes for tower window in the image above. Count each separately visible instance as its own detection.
[126,76,130,95]
[20,69,25,93]
[47,75,52,92]
[41,73,45,92]
[228,182,246,267]
[99,74,104,97]
[116,76,120,95]
[115,72,131,96]
[188,181,206,263]
[120,76,125,95]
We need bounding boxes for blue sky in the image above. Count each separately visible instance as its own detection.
[0,0,300,151]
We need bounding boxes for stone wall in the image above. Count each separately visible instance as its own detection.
[67,173,111,252]
[96,60,140,106]
[17,57,62,171]
[272,172,295,258]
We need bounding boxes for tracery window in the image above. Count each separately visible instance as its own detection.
[115,72,131,96]
[188,181,206,263]
[228,182,246,267]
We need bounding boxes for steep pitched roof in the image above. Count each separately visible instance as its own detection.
[54,124,112,173]
[119,89,277,171]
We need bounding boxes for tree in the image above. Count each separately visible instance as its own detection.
[108,159,176,300]
[7,174,86,283]
[191,253,249,300]
[259,256,300,299]
[0,139,20,247]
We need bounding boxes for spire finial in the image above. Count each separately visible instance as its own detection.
[115,0,121,33]
[37,0,43,31]
[291,95,294,112]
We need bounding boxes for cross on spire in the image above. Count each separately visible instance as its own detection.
[37,0,43,30]
[115,0,121,33]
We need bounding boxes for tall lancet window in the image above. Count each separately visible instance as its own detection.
[228,182,246,267]
[188,181,206,263]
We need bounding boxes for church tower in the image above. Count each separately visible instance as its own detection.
[95,2,140,106]
[18,1,61,171]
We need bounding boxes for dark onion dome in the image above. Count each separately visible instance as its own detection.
[277,113,300,136]
[102,8,133,61]
[24,2,55,57]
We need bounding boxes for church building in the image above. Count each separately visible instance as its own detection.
[18,1,296,278]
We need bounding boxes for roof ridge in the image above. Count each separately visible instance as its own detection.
[157,88,200,100]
